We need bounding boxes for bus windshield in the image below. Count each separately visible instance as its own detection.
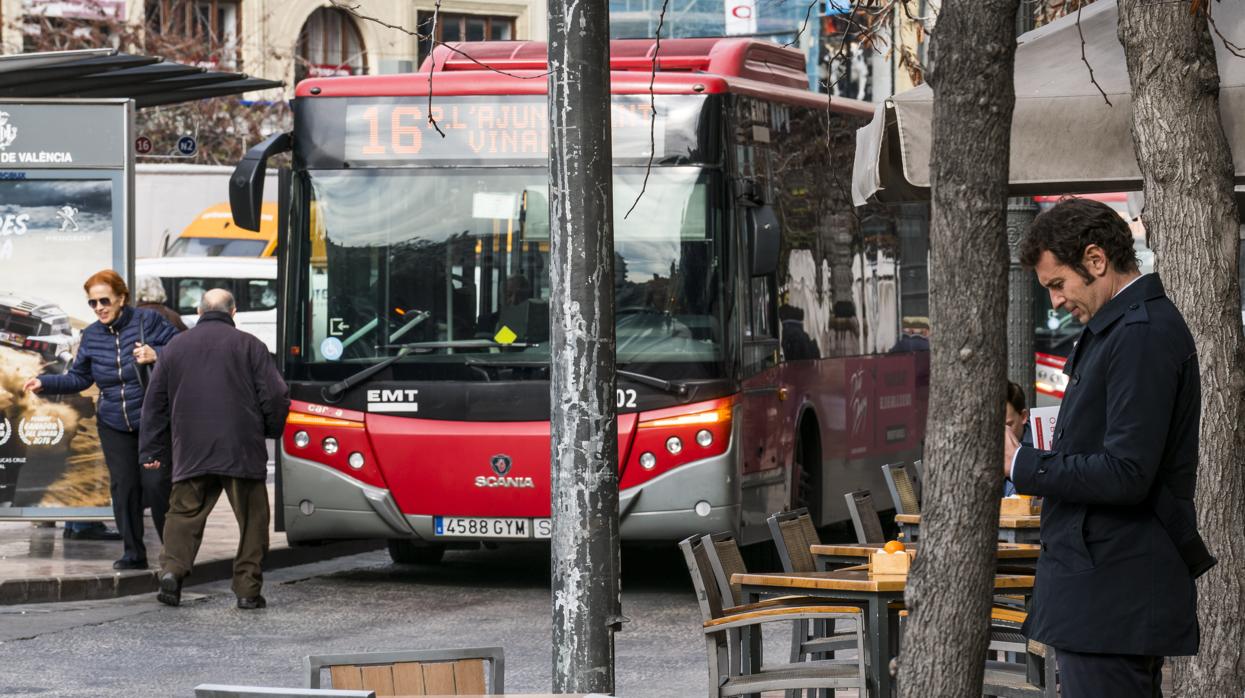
[298,166,724,378]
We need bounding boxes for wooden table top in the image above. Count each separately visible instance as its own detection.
[732,567,1036,594]
[895,513,1041,528]
[810,542,1041,559]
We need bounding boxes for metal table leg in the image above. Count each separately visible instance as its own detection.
[866,595,895,697]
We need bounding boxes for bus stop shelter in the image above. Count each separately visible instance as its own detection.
[0,49,280,521]
[0,48,281,106]
[850,0,1245,205]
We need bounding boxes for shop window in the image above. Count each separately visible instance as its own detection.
[296,7,367,83]
[416,12,515,66]
[144,0,240,69]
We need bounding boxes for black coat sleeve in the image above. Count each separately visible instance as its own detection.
[138,356,173,465]
[1013,322,1186,505]
[251,339,290,439]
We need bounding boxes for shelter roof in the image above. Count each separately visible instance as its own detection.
[0,48,282,108]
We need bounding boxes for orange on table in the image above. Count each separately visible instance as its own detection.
[883,540,906,554]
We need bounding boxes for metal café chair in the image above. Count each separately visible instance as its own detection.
[843,490,886,545]
[305,647,503,695]
[679,534,866,697]
[882,462,921,516]
[765,510,863,697]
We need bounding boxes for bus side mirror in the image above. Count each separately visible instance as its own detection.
[748,205,781,277]
[230,132,292,232]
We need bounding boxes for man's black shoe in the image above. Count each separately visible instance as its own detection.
[64,527,123,541]
[236,595,267,610]
[156,571,181,607]
[112,558,148,571]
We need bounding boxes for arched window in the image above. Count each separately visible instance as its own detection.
[296,7,366,83]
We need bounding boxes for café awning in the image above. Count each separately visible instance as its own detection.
[851,0,1245,205]
[0,48,283,108]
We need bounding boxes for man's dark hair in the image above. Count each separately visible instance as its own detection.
[1006,381,1027,414]
[1019,197,1139,282]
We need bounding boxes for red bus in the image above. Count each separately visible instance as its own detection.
[230,37,931,563]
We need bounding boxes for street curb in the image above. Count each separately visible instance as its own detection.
[0,539,384,605]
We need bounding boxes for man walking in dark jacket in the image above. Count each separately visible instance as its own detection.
[1006,198,1202,696]
[139,288,289,609]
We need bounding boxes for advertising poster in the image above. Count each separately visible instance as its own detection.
[0,179,115,508]
[0,99,130,518]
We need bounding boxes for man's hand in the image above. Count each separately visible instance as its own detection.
[1003,427,1020,478]
[22,377,42,394]
[142,460,161,470]
[133,342,157,365]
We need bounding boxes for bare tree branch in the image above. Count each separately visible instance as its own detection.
[1205,0,1245,58]
[624,0,670,220]
[426,0,447,137]
[328,0,551,79]
[1077,2,1113,107]
[782,0,822,49]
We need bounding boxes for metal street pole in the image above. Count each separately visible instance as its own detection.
[547,1,620,694]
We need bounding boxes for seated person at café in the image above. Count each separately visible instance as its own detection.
[1003,381,1032,496]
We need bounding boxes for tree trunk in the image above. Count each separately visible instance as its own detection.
[1117,3,1245,695]
[896,0,1019,696]
[547,1,620,694]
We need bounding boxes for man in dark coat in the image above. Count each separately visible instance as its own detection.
[139,288,289,609]
[1006,198,1202,696]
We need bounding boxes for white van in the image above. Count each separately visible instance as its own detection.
[135,257,278,354]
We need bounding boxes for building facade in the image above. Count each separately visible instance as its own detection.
[3,0,549,92]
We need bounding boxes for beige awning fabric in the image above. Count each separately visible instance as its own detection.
[852,0,1245,205]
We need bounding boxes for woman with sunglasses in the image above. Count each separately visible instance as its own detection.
[23,270,178,570]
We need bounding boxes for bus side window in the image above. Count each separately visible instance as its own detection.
[744,275,778,374]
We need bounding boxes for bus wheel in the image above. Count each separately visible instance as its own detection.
[387,540,446,565]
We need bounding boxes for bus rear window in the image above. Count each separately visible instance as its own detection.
[166,237,267,257]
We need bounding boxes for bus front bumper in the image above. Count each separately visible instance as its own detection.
[280,439,741,544]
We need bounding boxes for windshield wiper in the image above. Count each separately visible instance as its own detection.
[618,369,689,397]
[457,360,689,398]
[322,340,541,402]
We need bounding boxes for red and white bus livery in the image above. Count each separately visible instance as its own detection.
[231,38,932,562]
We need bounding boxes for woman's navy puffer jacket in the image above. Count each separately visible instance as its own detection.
[40,306,178,433]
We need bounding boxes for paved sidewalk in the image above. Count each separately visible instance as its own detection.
[0,485,382,604]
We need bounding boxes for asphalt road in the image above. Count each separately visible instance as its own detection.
[0,542,794,697]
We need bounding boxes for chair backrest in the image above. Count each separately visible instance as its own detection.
[702,531,749,606]
[306,647,503,695]
[678,534,727,623]
[844,490,886,544]
[882,462,921,515]
[766,508,820,573]
[910,459,924,501]
[195,686,374,698]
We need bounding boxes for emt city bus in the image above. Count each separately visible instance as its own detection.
[229,38,931,563]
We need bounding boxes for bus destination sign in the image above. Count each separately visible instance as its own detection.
[340,95,702,164]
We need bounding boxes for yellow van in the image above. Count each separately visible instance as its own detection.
[165,202,278,257]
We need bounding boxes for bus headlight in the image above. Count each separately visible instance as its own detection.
[695,429,713,447]
[322,437,339,455]
[666,436,683,455]
[293,431,310,448]
[348,452,365,470]
[639,452,657,470]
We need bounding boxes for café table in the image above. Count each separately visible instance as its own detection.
[811,542,1041,571]
[895,513,1042,544]
[732,566,1036,698]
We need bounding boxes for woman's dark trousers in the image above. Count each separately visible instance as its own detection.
[99,423,171,563]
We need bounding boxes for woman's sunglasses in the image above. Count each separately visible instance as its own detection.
[87,297,114,309]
